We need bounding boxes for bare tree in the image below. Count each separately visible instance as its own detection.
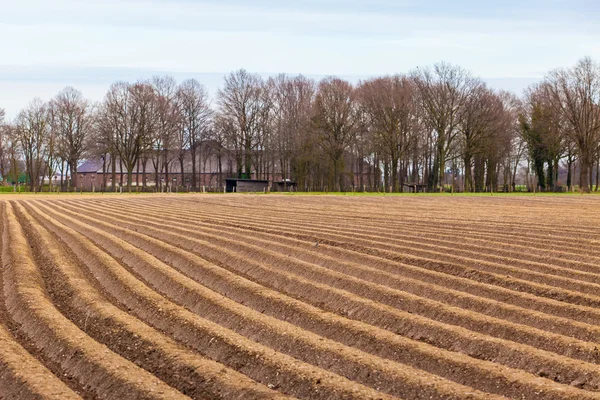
[520,83,566,191]
[15,99,50,192]
[5,60,599,193]
[49,87,93,191]
[269,74,315,189]
[177,79,211,190]
[91,103,115,191]
[0,109,10,185]
[217,69,264,178]
[312,77,362,191]
[458,82,507,192]
[0,124,21,188]
[103,81,156,192]
[413,63,475,191]
[544,57,600,192]
[150,76,179,191]
[211,114,235,187]
[359,75,416,192]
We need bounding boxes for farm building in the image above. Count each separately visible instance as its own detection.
[225,178,270,193]
[77,145,233,191]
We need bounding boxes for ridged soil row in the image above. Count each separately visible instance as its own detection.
[135,197,600,269]
[344,220,600,261]
[45,201,593,399]
[0,323,82,400]
[22,202,393,400]
[0,202,83,400]
[183,209,600,295]
[109,198,600,293]
[1,202,187,400]
[220,196,600,233]
[49,200,600,395]
[81,200,600,328]
[320,221,600,270]
[185,197,600,253]
[246,217,600,285]
[14,202,291,400]
[93,201,600,344]
[65,200,600,364]
[29,201,500,400]
[164,205,600,310]
[172,205,600,276]
[68,203,600,349]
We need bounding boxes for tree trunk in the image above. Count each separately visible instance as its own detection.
[595,157,599,192]
[191,149,197,190]
[111,153,117,192]
[566,160,572,189]
[142,158,147,189]
[180,158,185,190]
[218,154,223,188]
[102,155,107,192]
[391,155,399,192]
[71,163,78,192]
[546,160,554,191]
[164,161,170,192]
[136,160,140,192]
[463,154,473,192]
[127,169,132,193]
[581,159,590,192]
[60,160,65,190]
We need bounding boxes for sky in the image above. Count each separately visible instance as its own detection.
[1,0,599,118]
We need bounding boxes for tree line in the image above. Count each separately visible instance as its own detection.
[1,57,599,193]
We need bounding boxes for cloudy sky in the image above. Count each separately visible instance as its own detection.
[1,0,599,117]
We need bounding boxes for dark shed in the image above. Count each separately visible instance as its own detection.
[274,180,297,192]
[225,178,270,193]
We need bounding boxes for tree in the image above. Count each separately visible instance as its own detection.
[0,124,21,187]
[15,99,50,192]
[359,75,416,192]
[50,87,93,191]
[177,79,211,189]
[458,82,506,192]
[520,83,565,191]
[0,110,13,185]
[413,63,476,191]
[544,57,600,192]
[217,69,264,178]
[150,76,179,191]
[103,81,156,193]
[269,74,315,189]
[312,77,362,191]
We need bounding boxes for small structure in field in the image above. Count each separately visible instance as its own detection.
[403,183,428,193]
[274,180,297,192]
[225,178,270,193]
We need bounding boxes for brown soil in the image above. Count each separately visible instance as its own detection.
[2,193,600,399]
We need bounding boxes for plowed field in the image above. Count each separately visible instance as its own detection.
[1,194,600,399]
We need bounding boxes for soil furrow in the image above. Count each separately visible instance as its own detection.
[1,201,187,400]
[31,200,507,400]
[122,198,600,269]
[45,199,600,395]
[76,199,600,328]
[23,201,400,400]
[16,201,292,400]
[78,200,600,336]
[44,201,597,399]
